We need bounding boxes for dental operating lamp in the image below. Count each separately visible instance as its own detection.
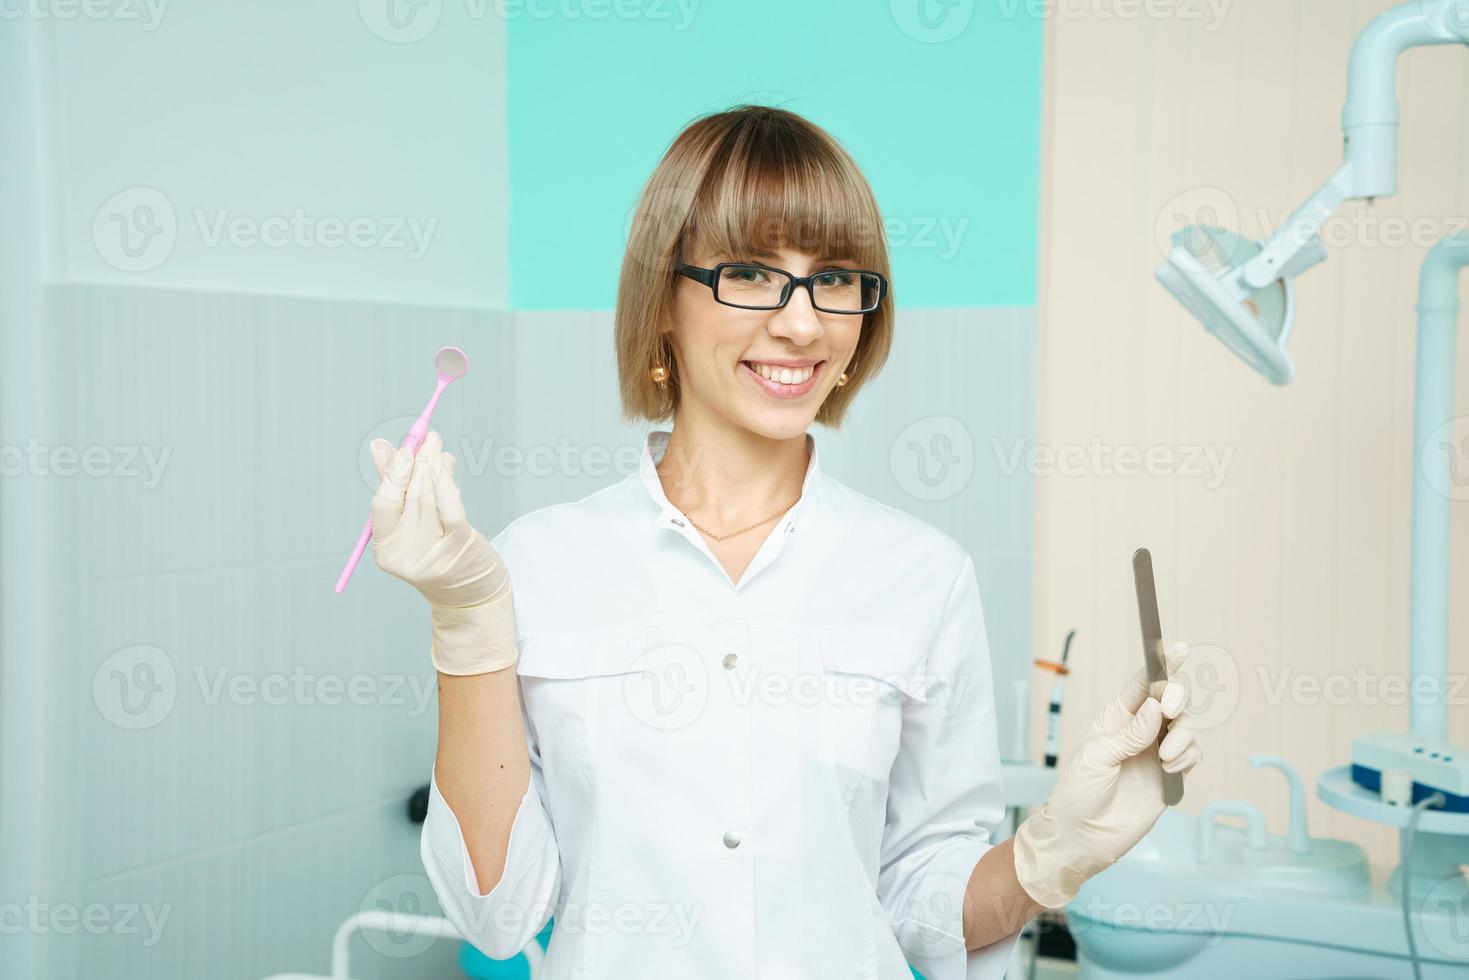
[1156,0,1469,385]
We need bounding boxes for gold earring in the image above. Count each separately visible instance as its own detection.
[651,363,669,389]
[835,371,850,387]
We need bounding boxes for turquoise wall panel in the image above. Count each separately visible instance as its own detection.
[507,0,1042,310]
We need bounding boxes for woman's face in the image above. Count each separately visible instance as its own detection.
[664,245,864,441]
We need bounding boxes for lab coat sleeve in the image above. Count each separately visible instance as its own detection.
[420,705,562,960]
[877,554,1024,980]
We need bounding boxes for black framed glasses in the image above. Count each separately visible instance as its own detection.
[675,262,888,314]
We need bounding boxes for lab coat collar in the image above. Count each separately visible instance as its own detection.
[638,428,822,531]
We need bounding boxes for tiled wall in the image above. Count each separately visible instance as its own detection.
[37,282,515,977]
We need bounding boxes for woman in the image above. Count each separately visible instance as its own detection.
[368,105,1201,979]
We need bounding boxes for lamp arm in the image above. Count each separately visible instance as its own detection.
[1344,0,1469,199]
[1239,0,1469,291]
[1236,164,1350,291]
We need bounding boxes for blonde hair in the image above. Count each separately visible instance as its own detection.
[615,103,894,428]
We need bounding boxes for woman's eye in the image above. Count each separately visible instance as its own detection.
[722,266,767,283]
[816,271,854,287]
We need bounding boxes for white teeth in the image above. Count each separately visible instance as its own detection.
[749,362,812,385]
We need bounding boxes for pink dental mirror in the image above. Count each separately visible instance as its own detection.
[334,346,470,593]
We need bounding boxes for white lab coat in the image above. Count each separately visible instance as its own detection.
[421,428,1023,978]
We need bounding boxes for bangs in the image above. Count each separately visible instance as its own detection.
[680,120,884,268]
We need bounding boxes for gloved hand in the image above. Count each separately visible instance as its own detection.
[369,430,518,676]
[1012,641,1202,908]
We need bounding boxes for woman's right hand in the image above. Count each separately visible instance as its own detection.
[369,429,518,675]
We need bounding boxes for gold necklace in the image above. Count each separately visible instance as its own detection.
[687,496,800,542]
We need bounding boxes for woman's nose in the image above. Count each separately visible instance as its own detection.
[768,286,825,343]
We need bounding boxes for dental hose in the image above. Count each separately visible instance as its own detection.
[1401,792,1447,980]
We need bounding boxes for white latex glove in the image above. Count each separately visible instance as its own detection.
[368,429,518,676]
[1012,641,1202,908]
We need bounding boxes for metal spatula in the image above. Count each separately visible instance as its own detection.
[1132,547,1185,807]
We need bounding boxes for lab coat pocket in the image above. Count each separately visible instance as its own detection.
[816,625,930,806]
[516,626,647,800]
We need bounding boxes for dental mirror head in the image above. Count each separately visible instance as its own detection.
[1155,225,1297,385]
[435,346,470,383]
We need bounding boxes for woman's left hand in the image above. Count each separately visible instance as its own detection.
[1011,641,1202,909]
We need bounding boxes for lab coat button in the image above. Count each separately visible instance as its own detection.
[723,830,741,848]
[722,653,738,670]
[671,518,686,527]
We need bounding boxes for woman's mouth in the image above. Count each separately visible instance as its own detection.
[740,360,823,399]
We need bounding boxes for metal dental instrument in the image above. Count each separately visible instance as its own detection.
[1132,547,1185,807]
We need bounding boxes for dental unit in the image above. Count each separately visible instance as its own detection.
[1072,2,1469,976]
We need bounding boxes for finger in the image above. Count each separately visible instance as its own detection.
[1111,664,1152,716]
[1159,720,1195,764]
[371,444,415,538]
[369,439,395,482]
[433,450,469,532]
[402,430,444,534]
[1162,740,1202,775]
[1159,680,1187,719]
[1165,640,1189,675]
[1098,697,1163,765]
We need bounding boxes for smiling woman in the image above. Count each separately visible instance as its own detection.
[393,103,1202,980]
